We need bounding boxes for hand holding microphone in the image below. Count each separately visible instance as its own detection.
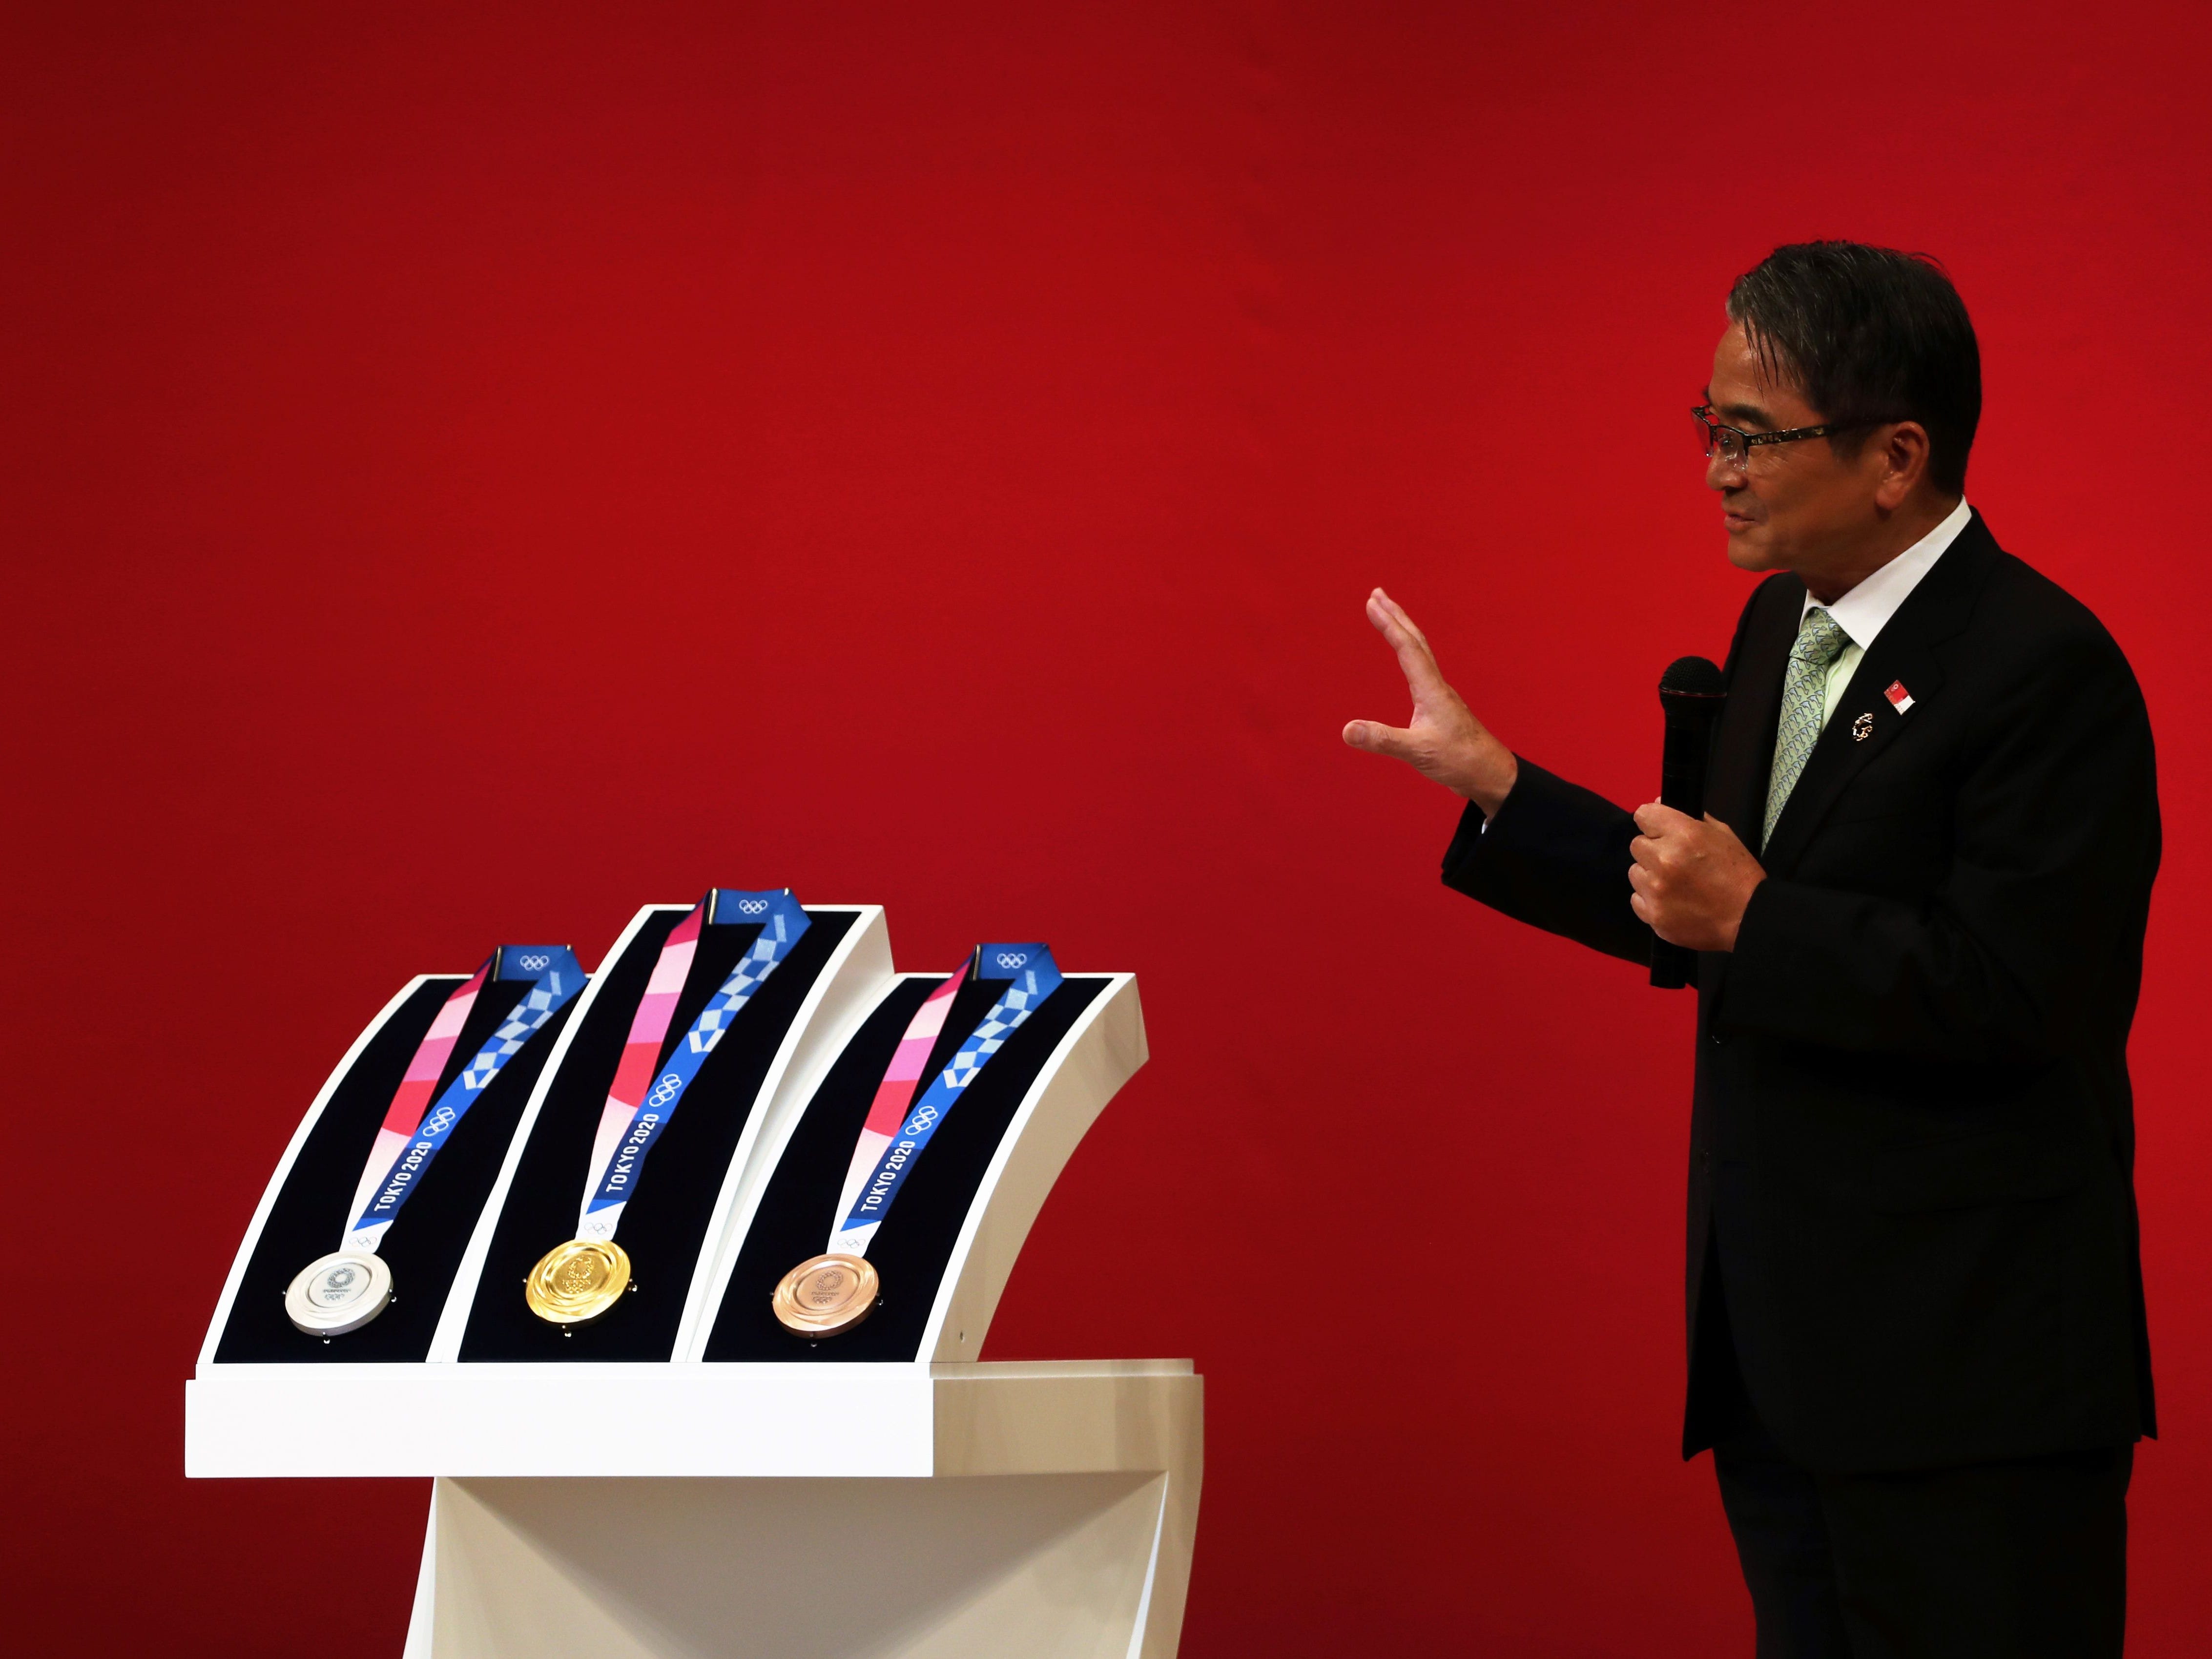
[1343,597,1763,968]
[1633,805,1764,961]
[1637,656,1763,979]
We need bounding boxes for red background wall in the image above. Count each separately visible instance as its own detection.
[7,3,2209,1652]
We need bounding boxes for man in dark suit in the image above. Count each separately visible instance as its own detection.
[1344,243,2159,1657]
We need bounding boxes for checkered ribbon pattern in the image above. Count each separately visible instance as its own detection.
[576,889,810,1242]
[1762,606,1852,850]
[345,945,587,1253]
[460,954,575,1089]
[827,943,1065,1259]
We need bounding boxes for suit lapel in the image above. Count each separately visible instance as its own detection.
[1758,514,1998,875]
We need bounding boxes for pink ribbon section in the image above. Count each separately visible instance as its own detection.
[344,965,487,1234]
[830,973,962,1242]
[579,903,704,1235]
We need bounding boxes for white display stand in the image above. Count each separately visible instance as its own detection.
[188,1359,1199,1658]
[187,934,1199,1657]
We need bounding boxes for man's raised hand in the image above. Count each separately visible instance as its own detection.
[1342,587,1519,815]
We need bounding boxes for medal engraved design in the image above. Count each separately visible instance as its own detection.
[525,1239,633,1325]
[285,1249,394,1336]
[772,1252,881,1338]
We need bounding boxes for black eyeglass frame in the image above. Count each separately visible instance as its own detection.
[1693,404,1870,469]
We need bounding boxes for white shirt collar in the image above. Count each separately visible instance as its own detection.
[1801,497,1974,649]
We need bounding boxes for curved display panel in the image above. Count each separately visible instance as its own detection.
[703,970,1111,1362]
[207,976,576,1365]
[454,904,863,1362]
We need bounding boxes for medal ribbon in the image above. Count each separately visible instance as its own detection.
[826,943,1063,1258]
[575,889,810,1242]
[344,945,587,1253]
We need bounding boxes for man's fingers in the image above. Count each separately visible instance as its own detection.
[1371,588,1433,654]
[1343,719,1419,760]
[1369,591,1439,664]
[1366,593,1449,700]
[1634,801,1695,836]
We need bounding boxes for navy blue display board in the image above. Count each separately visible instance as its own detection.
[704,971,1108,1363]
[457,906,856,1362]
[213,976,576,1364]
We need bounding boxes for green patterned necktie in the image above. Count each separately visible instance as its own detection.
[1762,606,1852,849]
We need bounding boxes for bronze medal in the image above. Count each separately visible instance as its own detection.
[771,1252,880,1338]
[525,1239,632,1325]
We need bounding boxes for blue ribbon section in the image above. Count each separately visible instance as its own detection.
[838,942,1063,1239]
[583,889,810,1220]
[351,945,587,1239]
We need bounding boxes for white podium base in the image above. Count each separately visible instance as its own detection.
[408,1466,1176,1659]
[190,1360,1199,1658]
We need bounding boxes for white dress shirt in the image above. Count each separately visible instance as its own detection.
[1800,497,1973,728]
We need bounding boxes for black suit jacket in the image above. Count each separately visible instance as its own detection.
[1444,513,2160,1472]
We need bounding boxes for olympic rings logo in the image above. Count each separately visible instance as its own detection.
[736,898,768,914]
[647,1072,683,1108]
[993,952,1029,969]
[517,954,550,971]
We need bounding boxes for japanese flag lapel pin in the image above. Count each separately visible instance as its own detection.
[1884,680,1915,715]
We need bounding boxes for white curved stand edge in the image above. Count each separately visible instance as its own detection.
[928,970,1146,1364]
[196,975,435,1366]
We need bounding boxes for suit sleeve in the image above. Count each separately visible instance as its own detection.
[1722,625,2160,1062]
[1440,759,1653,967]
[1439,579,1777,969]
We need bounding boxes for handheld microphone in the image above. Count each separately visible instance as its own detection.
[1650,655,1727,990]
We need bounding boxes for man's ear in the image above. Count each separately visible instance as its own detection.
[1873,420,1932,510]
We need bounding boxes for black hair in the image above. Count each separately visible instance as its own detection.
[1725,241,1981,496]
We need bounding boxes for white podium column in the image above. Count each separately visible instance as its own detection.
[388,1360,1200,1659]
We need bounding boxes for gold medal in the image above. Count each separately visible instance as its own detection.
[525,1239,633,1325]
[771,1253,880,1338]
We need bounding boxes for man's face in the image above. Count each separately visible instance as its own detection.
[1703,321,1886,576]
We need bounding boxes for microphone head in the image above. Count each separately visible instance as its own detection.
[1658,655,1725,698]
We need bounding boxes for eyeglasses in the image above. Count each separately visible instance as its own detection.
[1693,405,1861,473]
